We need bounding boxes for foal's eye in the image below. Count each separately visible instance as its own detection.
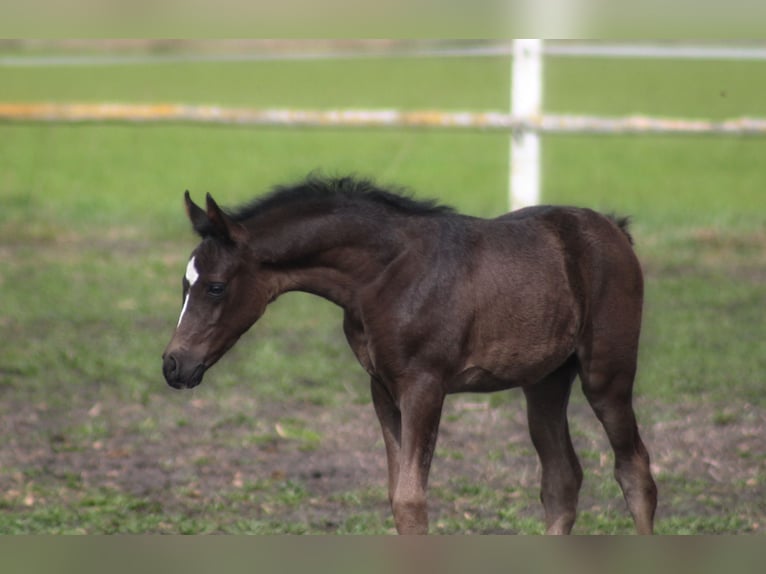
[207,283,226,298]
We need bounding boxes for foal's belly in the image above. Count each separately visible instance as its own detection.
[446,356,571,394]
[446,366,524,393]
[446,333,577,394]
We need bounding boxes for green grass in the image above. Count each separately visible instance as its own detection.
[0,57,509,109]
[546,58,766,119]
[1,49,765,534]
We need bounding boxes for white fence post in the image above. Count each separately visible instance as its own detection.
[510,39,543,210]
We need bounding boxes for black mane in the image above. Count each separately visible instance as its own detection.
[227,176,455,223]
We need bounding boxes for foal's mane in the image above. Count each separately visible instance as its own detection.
[227,176,454,223]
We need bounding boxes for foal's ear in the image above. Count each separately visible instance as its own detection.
[205,193,247,244]
[184,190,209,236]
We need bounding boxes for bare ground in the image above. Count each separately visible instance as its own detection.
[1,384,764,533]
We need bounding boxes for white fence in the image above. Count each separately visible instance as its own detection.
[2,40,766,209]
[4,102,763,134]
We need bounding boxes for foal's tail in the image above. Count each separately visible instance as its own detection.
[607,214,634,246]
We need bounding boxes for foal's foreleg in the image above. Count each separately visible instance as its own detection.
[372,377,444,534]
[523,359,583,535]
[371,378,401,507]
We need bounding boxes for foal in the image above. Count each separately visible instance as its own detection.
[162,176,657,534]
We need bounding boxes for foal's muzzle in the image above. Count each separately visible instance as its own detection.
[162,352,207,389]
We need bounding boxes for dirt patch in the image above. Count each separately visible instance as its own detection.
[1,386,764,533]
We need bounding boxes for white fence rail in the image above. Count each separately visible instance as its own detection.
[4,102,765,135]
[4,42,766,67]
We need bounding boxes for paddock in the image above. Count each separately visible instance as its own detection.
[0,40,764,533]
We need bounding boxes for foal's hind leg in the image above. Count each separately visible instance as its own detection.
[523,357,583,534]
[578,354,657,534]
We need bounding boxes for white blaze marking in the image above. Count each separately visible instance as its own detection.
[177,256,199,327]
[185,256,199,285]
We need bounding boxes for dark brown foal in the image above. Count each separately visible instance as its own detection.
[163,176,657,534]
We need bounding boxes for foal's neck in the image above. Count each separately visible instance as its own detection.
[250,207,411,309]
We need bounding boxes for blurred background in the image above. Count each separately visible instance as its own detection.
[0,39,764,534]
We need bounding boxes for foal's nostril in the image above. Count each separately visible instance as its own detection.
[163,353,179,379]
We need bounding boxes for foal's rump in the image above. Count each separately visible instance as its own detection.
[496,204,635,251]
[493,205,641,301]
[506,206,644,382]
[453,205,643,391]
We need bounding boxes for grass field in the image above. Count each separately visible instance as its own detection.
[1,46,765,534]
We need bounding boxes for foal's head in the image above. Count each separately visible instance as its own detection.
[162,192,269,389]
